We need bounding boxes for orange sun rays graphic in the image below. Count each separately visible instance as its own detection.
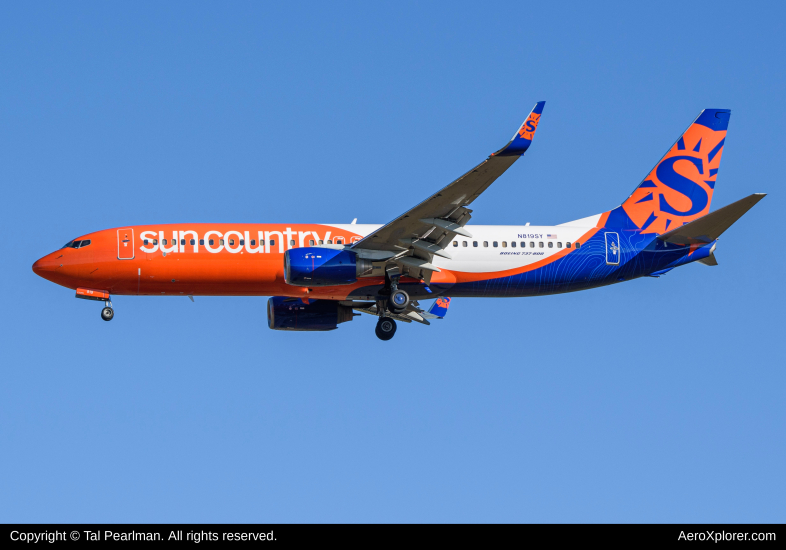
[622,124,726,234]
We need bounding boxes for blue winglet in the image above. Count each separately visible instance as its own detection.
[427,297,451,319]
[494,101,546,156]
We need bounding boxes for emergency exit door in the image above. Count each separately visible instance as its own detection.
[117,228,135,260]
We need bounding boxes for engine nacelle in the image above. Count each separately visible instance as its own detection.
[284,247,373,287]
[267,297,355,331]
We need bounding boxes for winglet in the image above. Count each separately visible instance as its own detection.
[494,101,546,156]
[427,297,451,319]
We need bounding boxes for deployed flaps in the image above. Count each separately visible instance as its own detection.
[419,217,473,238]
[399,238,452,259]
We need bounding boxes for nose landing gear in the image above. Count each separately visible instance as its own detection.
[101,300,114,321]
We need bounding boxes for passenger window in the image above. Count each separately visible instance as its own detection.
[180,239,185,245]
[229,239,235,246]
[334,239,342,245]
[576,242,581,248]
[240,239,244,245]
[290,240,295,246]
[153,239,158,245]
[511,242,516,248]
[162,239,167,245]
[199,239,204,245]
[530,242,534,248]
[144,239,149,245]
[270,240,276,246]
[548,242,554,248]
[219,239,225,245]
[453,241,458,247]
[473,241,478,247]
[557,242,562,248]
[502,241,507,248]
[566,242,571,248]
[483,241,488,247]
[209,239,214,246]
[190,239,196,245]
[309,239,315,246]
[539,242,544,248]
[493,241,498,247]
[251,239,256,246]
[462,241,467,247]
[319,240,324,245]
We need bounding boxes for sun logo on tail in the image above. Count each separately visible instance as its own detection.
[622,124,726,234]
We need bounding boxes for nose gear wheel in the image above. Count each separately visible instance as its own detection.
[101,307,114,321]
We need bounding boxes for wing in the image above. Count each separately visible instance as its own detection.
[350,101,546,281]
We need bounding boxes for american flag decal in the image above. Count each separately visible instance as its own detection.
[547,234,557,239]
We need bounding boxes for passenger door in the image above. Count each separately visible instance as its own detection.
[117,228,135,260]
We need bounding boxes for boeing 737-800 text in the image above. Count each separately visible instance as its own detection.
[32,102,764,340]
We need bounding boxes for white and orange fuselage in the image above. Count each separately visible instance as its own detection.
[32,221,604,301]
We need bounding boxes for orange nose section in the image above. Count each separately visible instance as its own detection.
[32,253,61,280]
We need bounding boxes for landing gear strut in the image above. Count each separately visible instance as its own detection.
[101,300,114,322]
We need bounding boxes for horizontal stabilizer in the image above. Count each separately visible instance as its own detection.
[657,193,765,246]
[427,297,451,319]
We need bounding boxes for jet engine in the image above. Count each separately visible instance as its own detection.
[267,297,356,331]
[284,248,373,287]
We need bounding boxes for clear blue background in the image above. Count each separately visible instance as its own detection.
[1,1,783,522]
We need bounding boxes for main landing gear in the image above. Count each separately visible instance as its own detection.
[374,265,408,340]
[375,317,397,341]
[101,300,114,322]
[389,288,410,314]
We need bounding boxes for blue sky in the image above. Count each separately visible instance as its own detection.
[1,1,784,522]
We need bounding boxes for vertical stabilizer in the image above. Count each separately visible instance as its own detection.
[606,109,730,233]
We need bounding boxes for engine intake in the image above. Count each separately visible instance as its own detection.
[267,297,355,331]
[284,248,373,287]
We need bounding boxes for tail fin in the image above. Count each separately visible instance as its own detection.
[606,109,730,233]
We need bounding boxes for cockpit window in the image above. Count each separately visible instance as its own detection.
[61,239,91,249]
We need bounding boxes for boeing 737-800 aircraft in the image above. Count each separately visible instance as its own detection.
[33,102,764,340]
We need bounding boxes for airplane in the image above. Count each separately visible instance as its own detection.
[32,102,765,340]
